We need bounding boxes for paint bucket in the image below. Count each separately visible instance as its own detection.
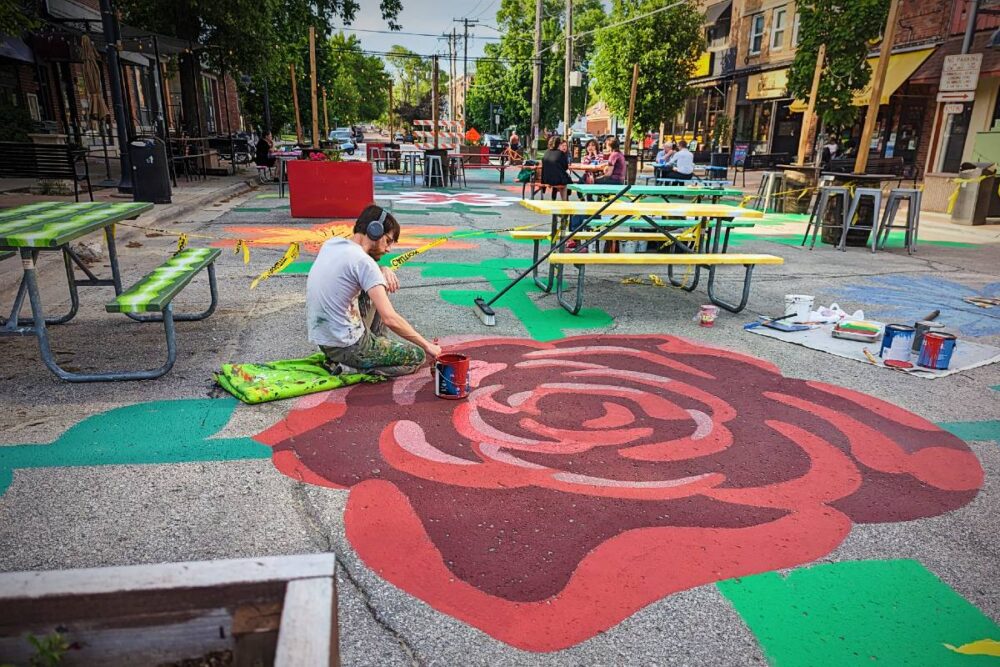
[917,332,957,370]
[879,324,915,362]
[911,320,945,354]
[698,304,720,327]
[434,353,471,399]
[784,294,814,322]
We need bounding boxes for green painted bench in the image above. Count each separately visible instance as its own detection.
[103,247,221,380]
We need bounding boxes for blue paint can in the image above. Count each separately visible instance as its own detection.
[917,332,957,370]
[879,324,915,362]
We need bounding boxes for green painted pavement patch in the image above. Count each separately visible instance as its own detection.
[413,257,614,341]
[0,398,269,496]
[725,232,975,249]
[255,194,280,199]
[940,421,1000,443]
[718,559,1000,666]
[233,206,290,213]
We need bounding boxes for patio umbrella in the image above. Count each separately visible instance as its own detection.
[80,35,109,127]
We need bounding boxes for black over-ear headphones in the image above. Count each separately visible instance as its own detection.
[366,208,388,241]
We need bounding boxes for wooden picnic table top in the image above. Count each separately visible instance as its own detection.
[518,200,763,219]
[569,184,743,197]
[0,202,153,249]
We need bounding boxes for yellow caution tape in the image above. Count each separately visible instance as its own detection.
[389,237,448,269]
[947,174,990,214]
[176,233,188,254]
[234,239,250,265]
[250,242,299,289]
[944,639,1000,657]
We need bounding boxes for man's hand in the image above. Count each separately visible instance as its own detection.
[424,342,442,360]
[381,266,400,294]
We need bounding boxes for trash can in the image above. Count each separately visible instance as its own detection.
[950,162,998,226]
[129,137,171,204]
[625,154,639,185]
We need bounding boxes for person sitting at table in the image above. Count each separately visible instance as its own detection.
[582,138,602,165]
[593,137,626,186]
[540,136,571,200]
[655,141,677,165]
[255,132,276,169]
[658,139,694,181]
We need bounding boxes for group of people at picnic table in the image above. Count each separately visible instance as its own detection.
[540,137,697,199]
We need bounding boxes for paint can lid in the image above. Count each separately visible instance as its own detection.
[884,359,914,369]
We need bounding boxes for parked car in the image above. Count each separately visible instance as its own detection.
[327,129,356,155]
[394,131,415,143]
[481,134,508,154]
[571,132,596,145]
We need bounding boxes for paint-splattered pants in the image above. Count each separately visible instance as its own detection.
[320,293,425,377]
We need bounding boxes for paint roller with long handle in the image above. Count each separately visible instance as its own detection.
[473,185,633,326]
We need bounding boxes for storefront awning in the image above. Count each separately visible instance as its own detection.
[747,68,788,100]
[789,48,935,112]
[703,0,732,26]
[0,36,34,63]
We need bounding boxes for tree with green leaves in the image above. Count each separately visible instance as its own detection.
[118,0,401,134]
[385,45,447,130]
[465,0,605,138]
[787,0,889,132]
[591,0,704,145]
[1,0,38,36]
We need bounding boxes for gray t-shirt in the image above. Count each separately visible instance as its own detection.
[306,238,386,347]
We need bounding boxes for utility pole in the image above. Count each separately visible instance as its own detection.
[530,0,543,154]
[563,0,573,140]
[854,0,900,174]
[454,17,479,130]
[432,55,440,149]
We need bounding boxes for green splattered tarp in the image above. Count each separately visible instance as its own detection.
[215,353,384,404]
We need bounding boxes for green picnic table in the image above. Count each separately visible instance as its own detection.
[569,183,743,203]
[0,201,220,382]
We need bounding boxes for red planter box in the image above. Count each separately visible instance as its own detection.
[287,160,374,219]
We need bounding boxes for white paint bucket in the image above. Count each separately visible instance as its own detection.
[784,294,815,322]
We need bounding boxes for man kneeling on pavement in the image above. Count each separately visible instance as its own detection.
[306,204,441,377]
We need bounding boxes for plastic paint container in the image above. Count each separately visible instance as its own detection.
[784,294,814,322]
[434,353,471,399]
[917,332,957,370]
[879,324,915,362]
[698,304,720,327]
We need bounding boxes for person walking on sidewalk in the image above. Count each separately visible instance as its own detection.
[306,205,441,377]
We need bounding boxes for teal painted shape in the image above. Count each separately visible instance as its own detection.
[939,421,1000,443]
[391,205,500,217]
[719,559,1000,666]
[0,398,270,496]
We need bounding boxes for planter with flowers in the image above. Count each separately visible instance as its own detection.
[287,148,374,218]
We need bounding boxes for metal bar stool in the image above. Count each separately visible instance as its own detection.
[802,186,850,249]
[449,156,467,187]
[424,155,445,187]
[753,171,784,212]
[842,187,883,252]
[876,188,921,254]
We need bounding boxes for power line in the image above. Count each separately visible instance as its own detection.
[331,26,500,40]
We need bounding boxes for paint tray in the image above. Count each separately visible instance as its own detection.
[832,320,883,343]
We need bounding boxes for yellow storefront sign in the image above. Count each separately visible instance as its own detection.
[693,51,711,78]
[747,69,789,100]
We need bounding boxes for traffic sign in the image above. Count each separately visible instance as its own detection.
[936,90,975,103]
[939,53,982,92]
[943,103,965,115]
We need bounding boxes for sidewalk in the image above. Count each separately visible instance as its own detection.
[0,156,258,228]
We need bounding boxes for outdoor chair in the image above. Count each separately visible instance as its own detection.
[752,172,784,212]
[875,188,922,255]
[843,188,884,252]
[424,155,445,187]
[802,186,850,249]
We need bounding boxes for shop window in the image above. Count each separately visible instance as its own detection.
[26,93,40,121]
[771,7,787,51]
[749,14,765,55]
[939,103,973,173]
[792,12,801,47]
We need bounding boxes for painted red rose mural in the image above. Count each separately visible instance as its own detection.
[255,335,983,652]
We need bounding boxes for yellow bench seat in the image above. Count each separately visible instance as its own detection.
[548,252,784,265]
